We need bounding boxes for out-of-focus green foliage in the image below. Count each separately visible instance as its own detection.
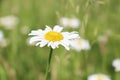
[0,0,120,80]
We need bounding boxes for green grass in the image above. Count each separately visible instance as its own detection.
[0,0,120,80]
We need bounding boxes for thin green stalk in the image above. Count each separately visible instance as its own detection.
[45,48,53,80]
[82,52,88,79]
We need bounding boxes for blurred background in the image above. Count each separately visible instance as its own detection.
[0,0,120,80]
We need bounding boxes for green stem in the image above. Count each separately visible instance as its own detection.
[45,48,53,80]
[82,52,88,79]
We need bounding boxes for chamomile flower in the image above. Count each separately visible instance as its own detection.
[0,15,18,30]
[59,17,80,28]
[28,25,80,50]
[112,59,120,72]
[88,74,111,80]
[70,38,90,51]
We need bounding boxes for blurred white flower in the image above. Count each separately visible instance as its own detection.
[59,17,68,27]
[0,30,4,40]
[88,74,111,80]
[0,15,19,30]
[70,18,80,28]
[112,59,120,72]
[70,38,90,51]
[28,25,80,50]
[0,30,8,47]
[59,17,80,28]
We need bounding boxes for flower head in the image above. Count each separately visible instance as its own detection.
[28,25,80,50]
[0,15,18,30]
[70,38,90,51]
[88,74,111,80]
[59,17,80,28]
[112,59,120,72]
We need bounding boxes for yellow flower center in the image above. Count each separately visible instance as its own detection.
[97,77,103,80]
[76,39,82,45]
[45,31,64,42]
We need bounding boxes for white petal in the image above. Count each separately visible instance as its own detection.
[35,42,41,46]
[28,29,43,36]
[62,32,70,39]
[68,32,80,39]
[39,40,48,47]
[54,42,60,48]
[51,42,60,49]
[61,39,69,46]
[45,25,52,32]
[62,32,79,41]
[51,43,56,49]
[48,42,53,47]
[29,36,42,44]
[60,41,70,50]
[53,25,63,32]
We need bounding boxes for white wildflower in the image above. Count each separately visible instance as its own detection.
[88,74,111,80]
[28,25,80,50]
[59,17,80,28]
[112,59,120,72]
[70,38,90,51]
[0,15,18,30]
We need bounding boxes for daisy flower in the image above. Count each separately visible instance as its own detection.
[0,15,18,30]
[70,38,90,51]
[88,74,111,80]
[59,17,80,28]
[112,59,120,72]
[28,25,80,50]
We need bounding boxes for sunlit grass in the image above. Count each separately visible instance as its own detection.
[0,0,120,80]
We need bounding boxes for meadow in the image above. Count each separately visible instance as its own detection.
[0,0,120,80]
